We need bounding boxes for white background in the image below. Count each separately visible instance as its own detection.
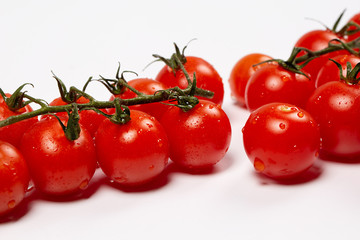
[1,0,360,239]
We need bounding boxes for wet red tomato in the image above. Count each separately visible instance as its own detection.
[95,110,169,186]
[0,141,30,216]
[20,117,97,196]
[243,103,320,179]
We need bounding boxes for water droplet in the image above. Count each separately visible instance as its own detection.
[157,139,163,147]
[8,200,16,209]
[149,165,155,170]
[279,123,286,129]
[209,105,214,109]
[137,129,143,134]
[252,116,260,124]
[115,176,127,183]
[315,151,319,157]
[297,112,304,118]
[254,158,265,172]
[241,127,245,133]
[79,179,89,190]
[281,75,290,82]
[146,123,153,128]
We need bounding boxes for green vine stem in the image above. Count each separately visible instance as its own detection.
[0,56,214,129]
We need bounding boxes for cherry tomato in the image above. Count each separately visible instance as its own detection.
[43,96,107,138]
[20,117,97,196]
[347,13,360,42]
[0,94,38,148]
[306,81,360,158]
[245,63,315,112]
[156,56,224,105]
[294,29,342,80]
[243,103,320,179]
[228,53,272,107]
[315,54,360,87]
[95,110,169,186]
[0,141,30,216]
[109,78,169,121]
[160,100,231,170]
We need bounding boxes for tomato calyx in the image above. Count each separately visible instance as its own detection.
[0,83,36,112]
[330,60,360,85]
[94,63,139,96]
[109,98,131,124]
[51,104,82,141]
[151,41,196,75]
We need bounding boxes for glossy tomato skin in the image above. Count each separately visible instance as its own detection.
[95,110,169,186]
[20,118,97,196]
[228,53,272,107]
[156,56,224,105]
[245,64,315,112]
[160,100,231,170]
[295,29,342,80]
[0,94,38,148]
[0,141,30,216]
[306,81,360,158]
[347,13,360,42]
[44,96,107,138]
[243,103,320,179]
[109,78,169,120]
[315,54,360,87]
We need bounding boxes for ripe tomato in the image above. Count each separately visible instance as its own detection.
[0,94,38,148]
[245,63,315,112]
[228,53,272,107]
[156,56,224,105]
[43,96,107,138]
[20,117,97,196]
[95,110,169,186]
[0,141,30,216]
[243,103,320,179]
[347,13,360,42]
[294,29,342,80]
[109,78,169,120]
[315,54,360,87]
[306,81,360,159]
[160,100,231,170]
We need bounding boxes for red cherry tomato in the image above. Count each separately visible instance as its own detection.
[0,94,38,148]
[43,96,107,138]
[109,78,169,121]
[347,13,360,42]
[0,141,30,216]
[228,53,272,107]
[243,103,320,179]
[245,63,315,112]
[295,29,342,80]
[306,81,360,158]
[315,54,360,87]
[156,56,224,105]
[95,110,169,186]
[160,100,231,170]
[20,117,97,196]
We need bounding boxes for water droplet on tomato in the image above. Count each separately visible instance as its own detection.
[241,127,245,133]
[209,105,214,109]
[281,75,290,82]
[252,116,260,124]
[157,139,163,147]
[8,200,16,209]
[279,123,286,129]
[115,176,127,183]
[79,179,89,190]
[149,165,155,170]
[297,112,304,118]
[315,151,319,157]
[254,158,265,172]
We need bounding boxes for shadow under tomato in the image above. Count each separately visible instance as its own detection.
[0,188,40,224]
[254,161,324,186]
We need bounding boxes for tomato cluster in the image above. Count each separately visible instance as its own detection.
[0,49,231,217]
[231,12,360,179]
